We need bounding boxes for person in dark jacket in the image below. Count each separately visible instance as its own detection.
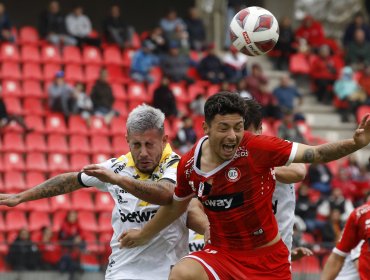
[184,7,206,51]
[197,45,225,84]
[6,228,41,271]
[90,68,117,124]
[0,2,14,42]
[308,163,333,194]
[152,76,178,118]
[342,12,370,46]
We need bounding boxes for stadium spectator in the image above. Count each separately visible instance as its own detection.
[274,16,295,70]
[130,40,159,83]
[90,68,117,124]
[0,2,14,42]
[308,163,333,195]
[321,208,344,247]
[66,5,100,47]
[273,74,302,111]
[345,29,370,70]
[223,46,248,83]
[294,14,325,50]
[0,105,208,279]
[102,4,133,48]
[331,168,358,201]
[38,226,62,270]
[159,8,184,40]
[38,1,77,46]
[6,228,41,271]
[152,76,178,118]
[184,7,206,51]
[245,63,268,97]
[0,87,33,133]
[236,79,252,100]
[48,70,75,118]
[342,12,370,47]
[146,27,166,54]
[59,210,84,280]
[160,43,193,83]
[254,85,280,120]
[310,45,338,104]
[71,82,93,125]
[333,66,365,122]
[166,23,190,55]
[190,93,206,116]
[278,109,306,143]
[358,64,370,104]
[197,44,226,84]
[173,116,197,154]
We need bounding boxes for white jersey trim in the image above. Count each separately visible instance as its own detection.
[173,193,194,201]
[333,247,349,257]
[285,142,298,166]
[184,255,221,280]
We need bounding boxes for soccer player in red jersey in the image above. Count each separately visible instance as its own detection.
[321,193,370,280]
[120,92,370,279]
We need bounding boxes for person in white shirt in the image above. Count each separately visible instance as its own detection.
[0,104,208,280]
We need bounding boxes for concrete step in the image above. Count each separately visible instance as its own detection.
[305,113,356,129]
[311,128,354,142]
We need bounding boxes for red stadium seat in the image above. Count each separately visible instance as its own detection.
[3,152,24,171]
[70,154,90,170]
[110,117,127,136]
[63,46,82,65]
[127,82,149,103]
[92,153,111,163]
[122,49,136,68]
[28,212,50,232]
[2,132,25,153]
[69,135,91,154]
[5,211,28,232]
[71,192,94,211]
[25,115,45,134]
[107,65,126,83]
[0,232,8,256]
[188,83,206,101]
[289,53,313,75]
[1,62,21,80]
[103,46,122,65]
[0,43,20,62]
[47,134,69,154]
[21,45,41,63]
[112,135,129,156]
[207,84,220,97]
[90,135,112,154]
[23,63,42,80]
[4,171,26,192]
[25,171,47,189]
[26,152,48,172]
[23,80,44,99]
[23,98,45,116]
[50,195,71,212]
[41,45,61,64]
[98,212,112,233]
[99,231,112,260]
[83,232,100,253]
[356,105,370,123]
[1,80,22,98]
[90,116,109,136]
[68,115,89,135]
[48,153,70,173]
[25,132,47,152]
[78,211,98,233]
[51,211,67,232]
[2,97,22,115]
[113,101,128,118]
[95,193,114,213]
[45,113,67,134]
[83,46,102,65]
[85,64,100,83]
[43,63,62,82]
[65,64,85,83]
[111,83,127,101]
[19,26,39,45]
[170,83,189,104]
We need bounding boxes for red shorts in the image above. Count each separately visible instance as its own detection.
[184,239,291,280]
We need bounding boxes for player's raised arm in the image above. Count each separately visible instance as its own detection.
[275,163,306,184]
[294,114,370,163]
[0,172,84,207]
[119,197,192,248]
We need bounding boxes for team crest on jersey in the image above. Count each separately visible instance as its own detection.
[226,167,241,182]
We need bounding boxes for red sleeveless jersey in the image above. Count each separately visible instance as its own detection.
[175,131,297,251]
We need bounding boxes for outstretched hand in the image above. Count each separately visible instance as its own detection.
[82,164,120,185]
[354,114,370,148]
[291,247,313,261]
[0,194,21,207]
[118,229,151,249]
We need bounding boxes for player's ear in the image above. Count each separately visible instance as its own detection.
[203,121,209,135]
[162,134,168,145]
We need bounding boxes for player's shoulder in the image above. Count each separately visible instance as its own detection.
[162,151,181,169]
[99,155,129,172]
[354,202,370,218]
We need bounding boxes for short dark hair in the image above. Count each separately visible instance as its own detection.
[204,91,246,125]
[243,98,262,130]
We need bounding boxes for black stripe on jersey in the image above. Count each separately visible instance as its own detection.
[158,178,176,184]
[166,158,180,168]
[77,172,91,188]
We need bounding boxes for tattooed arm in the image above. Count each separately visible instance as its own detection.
[82,164,174,205]
[294,114,370,163]
[0,172,84,207]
